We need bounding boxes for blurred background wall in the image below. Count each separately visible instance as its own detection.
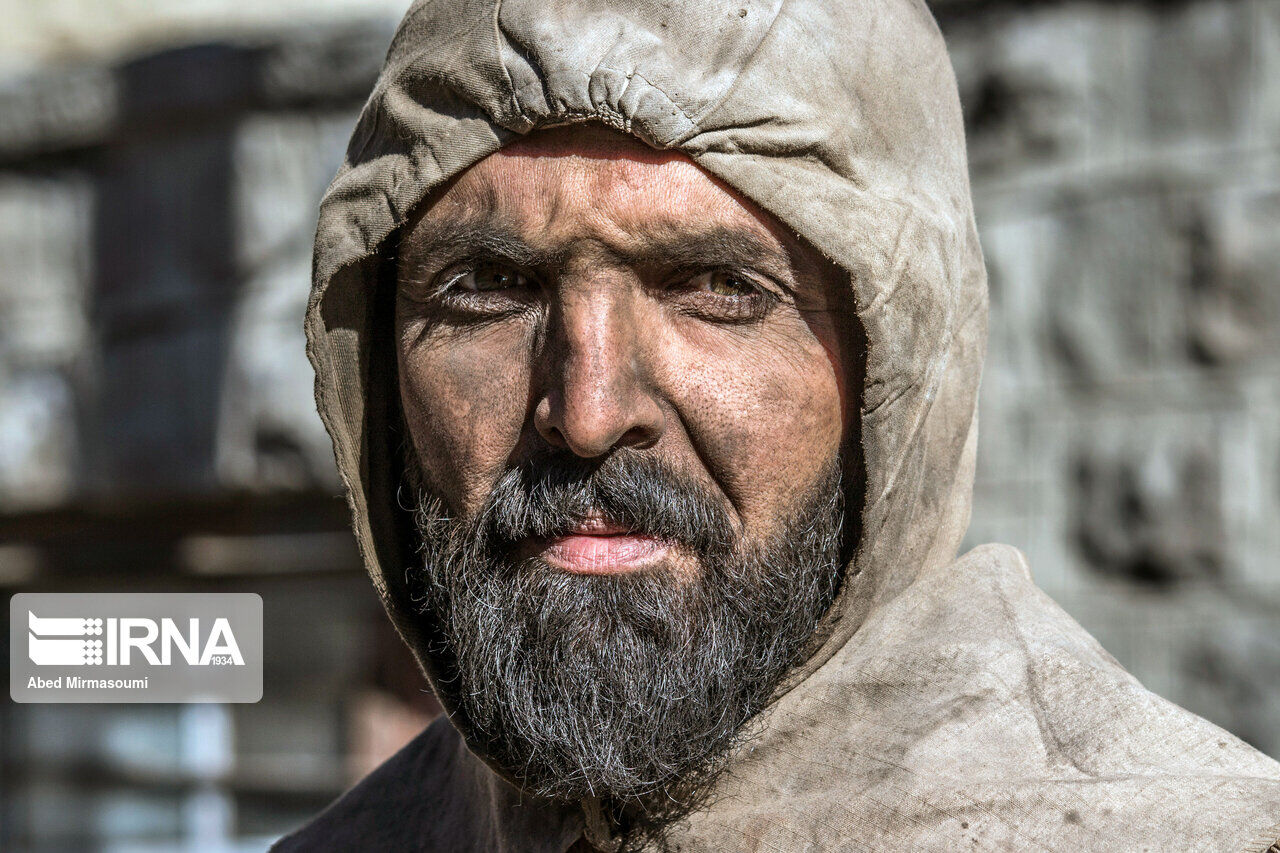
[0,0,1277,849]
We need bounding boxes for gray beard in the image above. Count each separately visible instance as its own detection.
[404,448,845,829]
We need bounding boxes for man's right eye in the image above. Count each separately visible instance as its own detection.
[445,262,536,294]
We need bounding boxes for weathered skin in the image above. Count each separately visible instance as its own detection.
[395,125,861,578]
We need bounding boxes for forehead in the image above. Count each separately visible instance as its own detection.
[408,125,794,251]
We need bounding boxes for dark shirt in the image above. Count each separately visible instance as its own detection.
[272,716,582,853]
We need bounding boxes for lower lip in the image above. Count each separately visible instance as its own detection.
[535,535,669,575]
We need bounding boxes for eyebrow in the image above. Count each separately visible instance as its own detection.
[398,219,571,272]
[398,218,797,283]
[617,227,792,278]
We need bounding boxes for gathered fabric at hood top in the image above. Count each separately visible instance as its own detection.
[293,0,1280,850]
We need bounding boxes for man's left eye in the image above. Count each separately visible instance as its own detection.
[452,262,534,293]
[689,271,757,297]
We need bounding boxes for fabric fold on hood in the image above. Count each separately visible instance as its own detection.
[301,0,1280,848]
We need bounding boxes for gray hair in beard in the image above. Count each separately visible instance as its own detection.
[403,447,845,831]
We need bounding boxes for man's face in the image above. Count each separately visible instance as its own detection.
[394,125,861,809]
[396,125,857,560]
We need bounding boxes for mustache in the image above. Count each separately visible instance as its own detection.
[462,448,739,558]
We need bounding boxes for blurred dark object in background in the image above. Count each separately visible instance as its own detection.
[1,0,1278,849]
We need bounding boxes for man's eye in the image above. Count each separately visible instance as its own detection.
[667,270,777,324]
[450,262,534,293]
[689,270,757,297]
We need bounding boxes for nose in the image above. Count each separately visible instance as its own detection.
[533,289,665,458]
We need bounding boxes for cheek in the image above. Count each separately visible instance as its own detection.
[661,319,845,534]
[397,320,531,516]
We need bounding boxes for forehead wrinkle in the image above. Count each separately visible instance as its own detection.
[489,139,775,229]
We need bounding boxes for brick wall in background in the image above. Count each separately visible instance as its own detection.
[946,0,1280,755]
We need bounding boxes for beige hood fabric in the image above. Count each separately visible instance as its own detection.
[291,0,1280,849]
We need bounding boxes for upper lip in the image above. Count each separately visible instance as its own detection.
[563,513,632,537]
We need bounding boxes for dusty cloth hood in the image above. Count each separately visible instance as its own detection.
[303,0,1280,849]
[310,0,982,722]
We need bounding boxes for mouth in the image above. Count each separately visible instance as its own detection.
[526,513,671,575]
